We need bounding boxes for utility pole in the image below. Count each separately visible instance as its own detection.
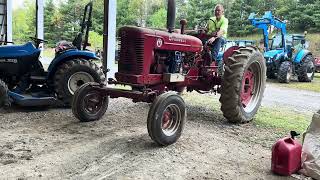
[103,0,117,80]
[36,0,44,48]
[6,0,12,44]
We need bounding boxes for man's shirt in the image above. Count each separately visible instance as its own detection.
[207,16,228,38]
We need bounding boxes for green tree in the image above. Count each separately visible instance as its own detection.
[149,8,167,28]
[88,31,103,49]
[228,0,259,36]
[91,0,104,34]
[58,0,87,41]
[44,0,59,47]
[183,0,217,29]
[12,0,36,43]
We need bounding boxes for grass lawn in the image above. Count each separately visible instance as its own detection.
[267,73,320,92]
[255,106,310,133]
[42,48,55,58]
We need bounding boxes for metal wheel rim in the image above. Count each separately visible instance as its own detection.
[307,72,314,78]
[82,90,104,116]
[161,104,181,136]
[286,65,292,81]
[307,63,314,78]
[241,61,263,113]
[68,72,95,95]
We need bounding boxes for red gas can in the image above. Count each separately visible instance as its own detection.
[271,131,302,176]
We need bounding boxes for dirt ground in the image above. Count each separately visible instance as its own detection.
[0,90,313,179]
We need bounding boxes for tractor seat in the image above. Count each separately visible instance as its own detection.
[0,42,40,58]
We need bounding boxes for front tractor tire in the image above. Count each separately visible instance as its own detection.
[298,55,315,82]
[147,92,186,146]
[54,59,105,106]
[278,61,292,83]
[219,47,266,123]
[72,82,109,122]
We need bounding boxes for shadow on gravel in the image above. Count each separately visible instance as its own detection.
[186,104,236,126]
[0,105,67,114]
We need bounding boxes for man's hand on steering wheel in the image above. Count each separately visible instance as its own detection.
[207,37,216,44]
[207,31,218,44]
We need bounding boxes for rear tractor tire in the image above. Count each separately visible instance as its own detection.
[147,92,186,146]
[298,55,315,82]
[72,82,109,122]
[278,61,292,83]
[219,46,266,123]
[0,79,9,108]
[54,59,105,106]
[217,59,225,77]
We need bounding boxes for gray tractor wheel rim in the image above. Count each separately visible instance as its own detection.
[242,61,263,113]
[161,104,182,137]
[307,63,314,79]
[68,72,95,95]
[287,66,291,81]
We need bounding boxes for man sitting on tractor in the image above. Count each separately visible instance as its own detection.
[207,4,229,60]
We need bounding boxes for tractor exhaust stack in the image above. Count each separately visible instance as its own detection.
[167,0,176,33]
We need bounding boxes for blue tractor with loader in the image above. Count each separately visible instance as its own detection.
[249,11,315,83]
[0,2,104,108]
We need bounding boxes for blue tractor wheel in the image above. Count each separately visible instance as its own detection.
[267,69,276,79]
[298,55,315,82]
[54,59,105,106]
[278,61,292,83]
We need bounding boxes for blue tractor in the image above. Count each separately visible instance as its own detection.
[0,2,104,108]
[249,11,315,83]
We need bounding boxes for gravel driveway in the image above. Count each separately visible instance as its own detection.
[0,82,318,179]
[262,84,320,113]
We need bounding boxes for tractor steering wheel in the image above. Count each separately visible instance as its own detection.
[196,18,215,33]
[194,18,217,44]
[29,37,48,48]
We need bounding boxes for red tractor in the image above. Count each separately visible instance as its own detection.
[72,0,266,146]
[315,57,320,72]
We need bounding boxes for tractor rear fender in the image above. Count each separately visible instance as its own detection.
[47,50,99,79]
[223,46,240,63]
[294,49,312,63]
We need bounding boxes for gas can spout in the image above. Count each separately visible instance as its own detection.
[290,131,300,140]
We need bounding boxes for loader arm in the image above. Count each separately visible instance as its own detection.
[248,11,287,51]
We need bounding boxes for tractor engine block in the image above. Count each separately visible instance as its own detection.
[152,50,184,74]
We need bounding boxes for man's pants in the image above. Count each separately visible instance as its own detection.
[210,37,226,60]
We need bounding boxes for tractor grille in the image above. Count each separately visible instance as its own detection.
[119,31,145,74]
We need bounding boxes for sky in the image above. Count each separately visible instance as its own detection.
[13,0,25,9]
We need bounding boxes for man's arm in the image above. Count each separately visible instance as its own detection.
[216,18,228,38]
